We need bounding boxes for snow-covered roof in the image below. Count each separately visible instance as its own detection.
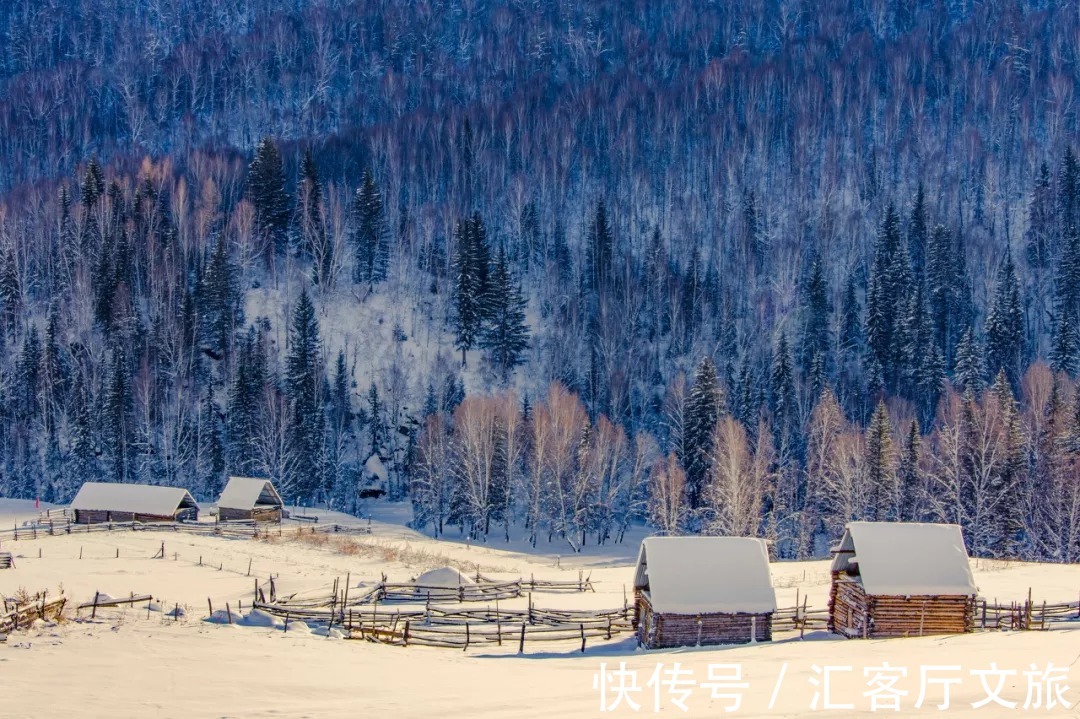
[364,454,388,484]
[633,536,777,615]
[217,477,283,511]
[831,522,977,596]
[70,482,199,516]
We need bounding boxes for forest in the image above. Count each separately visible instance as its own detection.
[2,0,1080,560]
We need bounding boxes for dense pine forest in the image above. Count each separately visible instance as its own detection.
[3,0,1080,560]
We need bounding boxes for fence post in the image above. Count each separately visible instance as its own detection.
[91,591,99,619]
[580,623,586,653]
[519,623,526,654]
[464,622,470,652]
[404,620,410,646]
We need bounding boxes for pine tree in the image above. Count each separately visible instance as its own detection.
[102,346,132,483]
[1026,163,1055,269]
[682,357,723,508]
[865,400,895,520]
[351,169,388,288]
[452,214,490,366]
[865,203,912,390]
[285,289,326,499]
[897,419,922,521]
[954,327,985,394]
[1060,146,1080,236]
[0,248,21,336]
[984,249,1025,384]
[908,183,929,276]
[480,246,530,377]
[299,149,333,287]
[248,138,290,257]
[798,257,831,376]
[770,332,798,459]
[1052,228,1080,375]
[585,199,614,293]
[990,369,1025,556]
[201,236,242,358]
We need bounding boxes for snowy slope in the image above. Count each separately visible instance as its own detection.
[3,511,1080,717]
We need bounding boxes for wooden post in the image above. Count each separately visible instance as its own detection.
[284,611,290,633]
[208,598,214,617]
[226,603,233,625]
[580,623,586,652]
[79,546,82,560]
[519,623,526,654]
[91,591,99,619]
[115,547,119,558]
[404,620,410,646]
[464,621,470,651]
[919,602,926,637]
[982,600,987,629]
[247,558,252,576]
[174,603,179,622]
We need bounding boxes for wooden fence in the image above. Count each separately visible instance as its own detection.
[0,519,371,544]
[0,592,67,634]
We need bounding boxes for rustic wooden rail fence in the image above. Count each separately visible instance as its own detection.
[0,592,67,634]
[0,519,371,544]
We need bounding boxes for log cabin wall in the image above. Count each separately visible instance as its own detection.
[828,572,975,638]
[635,590,772,648]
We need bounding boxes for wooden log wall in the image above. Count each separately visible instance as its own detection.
[829,574,974,638]
[635,591,772,648]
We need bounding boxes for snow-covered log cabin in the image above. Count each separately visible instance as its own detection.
[633,536,777,648]
[70,482,199,524]
[828,522,978,638]
[216,477,284,522]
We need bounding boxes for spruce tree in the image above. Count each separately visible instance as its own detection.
[351,169,388,288]
[452,214,490,366]
[954,327,985,394]
[248,138,290,257]
[683,357,723,508]
[897,419,922,521]
[1026,163,1055,269]
[585,199,614,293]
[798,257,831,376]
[865,400,895,520]
[299,149,333,287]
[770,332,798,458]
[908,183,929,276]
[983,249,1025,384]
[480,246,530,377]
[285,289,325,499]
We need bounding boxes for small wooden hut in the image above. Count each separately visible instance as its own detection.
[70,482,199,524]
[633,536,776,649]
[828,522,977,639]
[216,477,284,522]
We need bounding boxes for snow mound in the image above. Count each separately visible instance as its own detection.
[204,610,237,624]
[165,606,187,619]
[238,609,284,628]
[285,621,311,635]
[413,566,475,588]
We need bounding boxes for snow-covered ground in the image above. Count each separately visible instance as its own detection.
[3,498,1080,717]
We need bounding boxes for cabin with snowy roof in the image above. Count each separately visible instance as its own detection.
[217,477,284,522]
[632,536,777,649]
[828,522,978,639]
[70,482,199,524]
